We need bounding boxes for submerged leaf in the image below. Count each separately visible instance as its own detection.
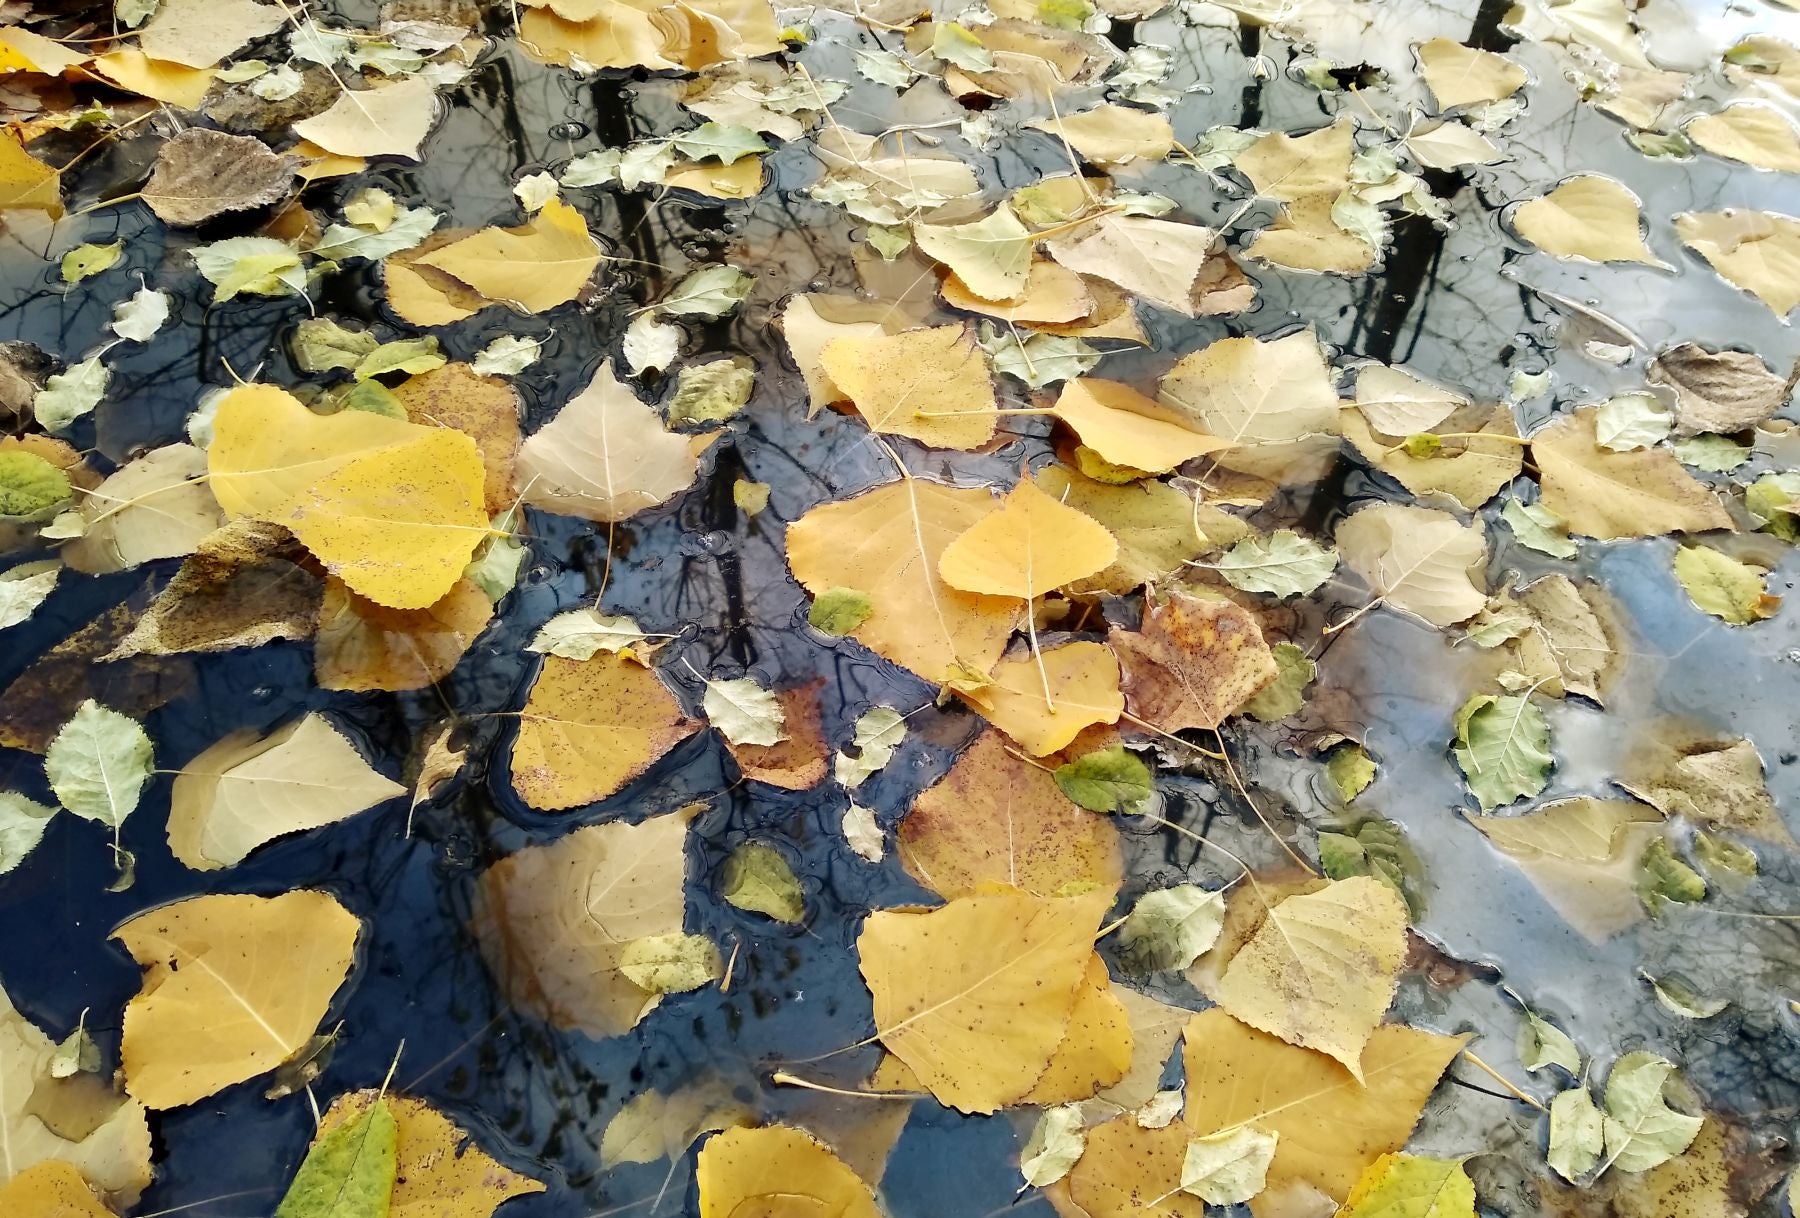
[720,842,804,922]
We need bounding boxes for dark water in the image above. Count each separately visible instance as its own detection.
[4,1,1800,1215]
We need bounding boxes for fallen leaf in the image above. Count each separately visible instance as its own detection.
[1181,1126,1278,1206]
[527,609,654,660]
[0,1161,115,1218]
[899,730,1123,898]
[1027,105,1175,167]
[1117,885,1224,973]
[720,841,805,922]
[1673,208,1800,316]
[1520,1011,1582,1075]
[1601,1052,1703,1174]
[1336,1153,1475,1218]
[1051,378,1234,473]
[1353,365,1466,435]
[727,681,829,789]
[1243,642,1314,722]
[315,1090,545,1218]
[602,1079,753,1168]
[1417,38,1527,109]
[1110,592,1278,732]
[1530,408,1733,538]
[786,477,1020,683]
[138,0,283,69]
[942,259,1095,325]
[1182,1009,1468,1210]
[778,295,891,414]
[0,134,61,215]
[509,653,699,811]
[314,576,492,692]
[1340,404,1524,511]
[702,676,785,746]
[913,205,1034,300]
[1470,797,1663,942]
[90,51,216,110]
[620,933,723,993]
[45,700,152,830]
[518,360,713,523]
[1054,745,1154,814]
[116,890,360,1109]
[1647,343,1790,436]
[1335,503,1488,628]
[1046,215,1243,317]
[476,808,695,1036]
[142,128,295,226]
[1033,466,1208,596]
[292,75,440,161]
[1513,175,1663,265]
[1157,331,1340,476]
[1671,546,1778,625]
[416,199,600,313]
[60,242,123,284]
[208,385,488,610]
[939,477,1118,598]
[389,363,522,516]
[1049,1115,1199,1218]
[1406,121,1502,171]
[697,1126,881,1218]
[167,713,404,870]
[959,641,1124,755]
[61,443,225,576]
[1619,739,1790,843]
[1549,1088,1604,1182]
[273,1094,397,1218]
[857,886,1114,1113]
[1214,530,1337,598]
[1022,1104,1088,1187]
[1453,692,1552,810]
[1687,102,1800,173]
[819,325,998,450]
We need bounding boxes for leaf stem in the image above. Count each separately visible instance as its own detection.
[1460,1049,1548,1113]
[769,1071,919,1099]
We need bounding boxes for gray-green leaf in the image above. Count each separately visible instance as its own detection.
[1116,885,1224,973]
[44,700,154,830]
[720,841,804,922]
[1214,530,1338,597]
[1600,1052,1703,1174]
[273,1096,399,1218]
[1452,693,1552,810]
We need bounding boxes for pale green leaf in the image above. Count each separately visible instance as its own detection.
[110,286,171,343]
[0,562,59,630]
[472,335,544,377]
[1672,545,1776,625]
[657,265,752,318]
[1180,1126,1278,1206]
[670,123,769,165]
[703,677,786,747]
[562,149,622,188]
[622,312,681,375]
[981,328,1100,388]
[720,841,804,922]
[310,205,439,261]
[1244,642,1314,722]
[841,802,884,862]
[191,236,306,302]
[1637,838,1705,915]
[808,587,872,636]
[355,337,445,380]
[1020,1104,1086,1187]
[1318,818,1423,919]
[855,47,917,87]
[1117,885,1224,973]
[930,22,994,71]
[60,241,123,283]
[619,932,723,993]
[528,609,652,660]
[1518,1011,1581,1074]
[834,707,905,789]
[1601,1052,1703,1174]
[34,355,109,432]
[1643,972,1727,1019]
[1452,693,1552,810]
[0,451,72,520]
[292,318,380,373]
[0,791,57,875]
[1593,392,1672,451]
[669,357,754,424]
[1214,530,1337,597]
[1500,498,1577,559]
[915,205,1032,300]
[44,699,154,829]
[1548,1088,1603,1181]
[1325,743,1377,802]
[465,516,525,603]
[273,1095,399,1218]
[1670,434,1750,472]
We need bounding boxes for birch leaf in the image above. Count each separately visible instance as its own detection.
[45,700,153,829]
[1214,530,1337,597]
[1601,1053,1703,1173]
[1021,1105,1088,1187]
[272,1096,398,1218]
[657,265,752,318]
[819,326,998,450]
[1513,175,1663,265]
[703,676,785,746]
[1180,1126,1278,1206]
[939,478,1117,598]
[528,609,653,660]
[1045,214,1240,317]
[1674,208,1800,317]
[314,1091,545,1218]
[110,288,171,342]
[1335,503,1488,627]
[1117,886,1224,973]
[1453,693,1552,810]
[292,75,440,160]
[914,205,1034,301]
[33,356,108,433]
[1549,1088,1604,1181]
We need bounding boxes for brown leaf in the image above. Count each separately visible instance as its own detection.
[1110,592,1278,734]
[391,362,523,516]
[726,680,829,789]
[1647,343,1794,437]
[314,575,491,693]
[1532,408,1734,538]
[142,128,296,226]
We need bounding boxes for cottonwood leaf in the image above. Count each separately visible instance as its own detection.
[1674,209,1800,317]
[1501,498,1576,559]
[623,312,681,374]
[939,478,1117,599]
[1214,876,1409,1080]
[167,713,404,870]
[518,360,713,523]
[619,933,723,993]
[472,334,544,377]
[1046,214,1242,317]
[1648,342,1789,436]
[1672,546,1776,625]
[912,206,1033,301]
[697,1126,880,1218]
[528,609,653,660]
[474,809,692,1037]
[1050,378,1235,473]
[1594,392,1671,451]
[1180,1126,1277,1206]
[1549,1088,1604,1181]
[721,842,804,922]
[958,642,1123,756]
[787,478,1018,684]
[1519,1011,1581,1074]
[1336,502,1488,628]
[1531,408,1733,538]
[857,886,1114,1113]
[1620,739,1788,842]
[1110,592,1278,732]
[842,803,884,862]
[0,131,62,215]
[900,731,1123,900]
[273,1095,398,1218]
[1337,1153,1475,1218]
[1353,364,1465,435]
[1244,641,1314,722]
[1027,105,1174,168]
[316,1091,544,1218]
[1054,745,1154,815]
[191,236,306,303]
[1688,101,1800,172]
[116,890,360,1108]
[60,242,122,283]
[143,129,294,226]
[0,1162,115,1217]
[1118,885,1223,973]
[703,677,786,746]
[1183,1009,1468,1207]
[1157,331,1338,471]
[820,325,997,449]
[1453,693,1552,810]
[1406,121,1501,170]
[1214,530,1337,597]
[1034,466,1209,595]
[110,287,171,343]
[1470,797,1664,942]
[209,385,488,609]
[417,199,600,314]
[670,122,768,164]
[657,265,752,317]
[293,75,439,160]
[0,791,55,874]
[1055,1114,1198,1218]
[1513,175,1663,265]
[137,0,281,67]
[1601,1052,1703,1174]
[62,444,224,576]
[510,653,698,810]
[45,700,153,830]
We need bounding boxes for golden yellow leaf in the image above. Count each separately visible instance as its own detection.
[1051,379,1235,474]
[778,295,892,415]
[960,641,1124,755]
[518,4,678,71]
[1110,592,1277,733]
[116,890,360,1109]
[898,730,1124,898]
[1512,176,1664,266]
[1238,121,1354,204]
[1034,467,1209,596]
[941,259,1095,325]
[1531,408,1733,538]
[726,680,829,790]
[0,1162,114,1218]
[1047,1115,1199,1218]
[1244,193,1377,275]
[786,477,1020,683]
[1334,502,1488,628]
[291,75,438,161]
[697,1126,881,1218]
[417,198,601,314]
[1674,208,1800,317]
[1027,955,1133,1104]
[662,153,765,199]
[818,325,998,450]
[207,385,489,610]
[0,134,61,216]
[857,886,1113,1113]
[90,51,215,110]
[509,652,699,811]
[318,1090,545,1218]
[391,363,522,516]
[167,712,405,871]
[1157,331,1340,475]
[1340,404,1523,511]
[1026,105,1175,167]
[474,808,693,1037]
[0,27,88,75]
[384,235,487,325]
[314,575,492,692]
[1,987,151,1205]
[1183,1009,1468,1212]
[1213,877,1409,1080]
[1096,984,1192,1112]
[939,478,1118,598]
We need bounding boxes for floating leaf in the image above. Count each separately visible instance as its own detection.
[1335,503,1488,628]
[510,653,698,811]
[1336,1153,1475,1218]
[697,1126,880,1218]
[1118,886,1223,973]
[1520,1011,1582,1074]
[1453,693,1552,810]
[820,325,998,450]
[939,478,1117,599]
[0,451,71,521]
[619,933,724,993]
[45,700,153,830]
[1179,1126,1277,1206]
[273,1095,398,1218]
[1675,208,1800,316]
[1648,342,1790,436]
[1243,642,1314,722]
[1318,819,1423,919]
[1021,1104,1088,1187]
[1046,214,1243,317]
[720,841,805,922]
[292,75,439,160]
[529,609,653,660]
[1549,1087,1604,1181]
[1111,592,1277,732]
[1055,745,1154,814]
[1513,176,1663,265]
[1214,530,1337,597]
[1620,739,1788,842]
[1672,546,1777,625]
[1326,743,1377,803]
[314,1091,545,1218]
[1500,498,1577,559]
[416,199,600,313]
[703,676,785,747]
[657,265,753,318]
[1638,838,1706,916]
[1601,1052,1704,1173]
[143,128,294,226]
[958,641,1123,756]
[1050,378,1234,474]
[34,356,108,433]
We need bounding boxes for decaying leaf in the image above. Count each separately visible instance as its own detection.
[1111,592,1278,733]
[1619,739,1791,844]
[1647,343,1791,437]
[142,128,295,226]
[1530,408,1733,539]
[1470,797,1665,942]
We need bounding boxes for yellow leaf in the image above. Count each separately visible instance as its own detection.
[1417,38,1527,109]
[1047,1115,1199,1218]
[726,680,830,790]
[474,808,693,1037]
[778,294,892,415]
[0,134,61,216]
[1045,214,1246,318]
[1183,1009,1469,1211]
[1340,404,1522,511]
[941,259,1095,325]
[1531,407,1734,538]
[137,0,283,69]
[207,384,489,609]
[857,886,1114,1113]
[509,653,699,811]
[0,28,88,76]
[898,730,1124,897]
[1470,797,1663,944]
[391,363,522,516]
[1213,877,1409,1080]
[960,641,1125,755]
[416,198,601,313]
[819,325,999,450]
[697,1126,881,1218]
[1334,1153,1475,1218]
[292,75,440,161]
[1034,466,1209,596]
[1512,175,1665,266]
[1674,207,1800,317]
[384,236,487,325]
[1157,331,1340,473]
[1244,194,1376,275]
[939,477,1118,598]
[913,205,1035,301]
[517,360,713,522]
[661,153,765,199]
[1237,121,1354,204]
[318,1091,545,1218]
[90,50,215,110]
[0,1162,114,1218]
[1686,102,1800,173]
[1051,378,1235,474]
[1026,105,1175,167]
[1110,592,1277,732]
[786,477,1020,683]
[1334,502,1489,628]
[116,891,360,1109]
[518,4,678,71]
[1,988,151,1205]
[1027,955,1133,1104]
